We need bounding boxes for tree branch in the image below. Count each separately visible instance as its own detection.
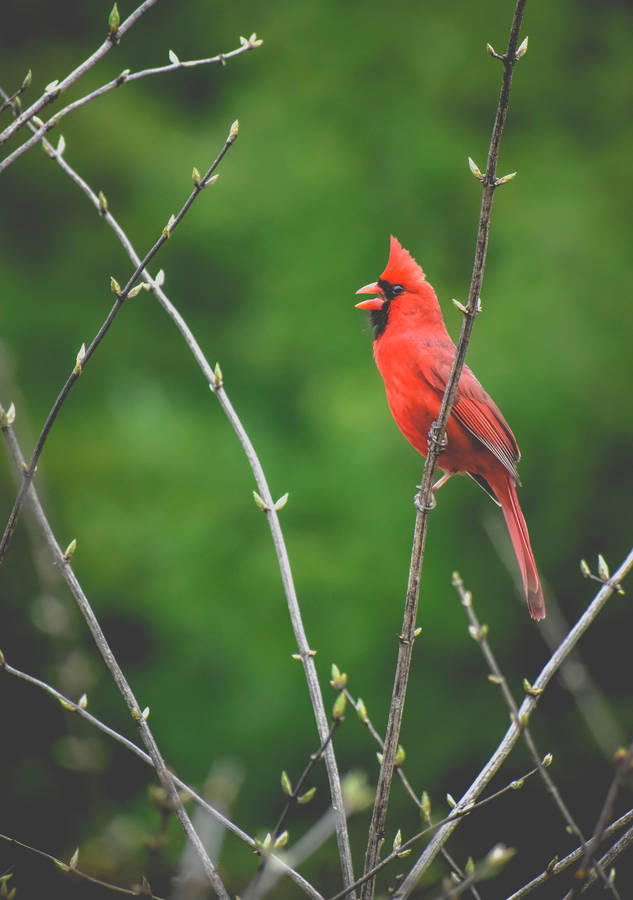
[0,36,262,174]
[0,0,159,145]
[360,3,528,896]
[453,573,616,896]
[0,98,356,894]
[0,654,324,899]
[0,120,238,566]
[393,546,633,896]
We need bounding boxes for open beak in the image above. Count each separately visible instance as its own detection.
[355,282,383,310]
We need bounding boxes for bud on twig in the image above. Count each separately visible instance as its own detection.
[356,697,368,723]
[496,171,517,185]
[98,190,108,214]
[332,691,347,720]
[274,830,289,849]
[281,770,293,796]
[192,166,201,186]
[69,847,79,869]
[597,554,610,581]
[468,156,484,182]
[74,343,86,375]
[229,119,240,143]
[395,744,406,767]
[63,538,77,560]
[0,402,16,428]
[22,69,32,89]
[168,49,180,65]
[515,36,528,60]
[108,3,120,36]
[297,786,316,804]
[56,134,66,156]
[110,276,121,296]
[78,693,88,709]
[330,663,347,690]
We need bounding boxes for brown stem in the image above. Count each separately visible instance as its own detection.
[359,3,527,897]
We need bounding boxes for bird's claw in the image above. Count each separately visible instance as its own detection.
[414,490,436,512]
[428,422,448,451]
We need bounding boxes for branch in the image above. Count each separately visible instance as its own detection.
[454,573,616,896]
[360,3,528,897]
[0,832,164,899]
[0,120,238,566]
[0,655,324,900]
[0,104,356,894]
[393,546,633,896]
[565,740,633,898]
[505,809,633,899]
[0,0,159,145]
[0,36,262,175]
[327,762,543,900]
[343,686,482,900]
[1,416,231,898]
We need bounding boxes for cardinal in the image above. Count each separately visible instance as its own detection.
[356,236,544,620]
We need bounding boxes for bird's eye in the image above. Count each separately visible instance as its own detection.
[391,284,404,296]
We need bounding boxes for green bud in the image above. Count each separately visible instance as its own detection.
[297,786,316,804]
[392,829,402,852]
[214,361,223,387]
[465,856,475,875]
[252,490,269,512]
[168,49,180,65]
[332,691,346,720]
[69,847,79,869]
[468,156,484,181]
[98,191,108,214]
[108,3,120,35]
[356,697,368,723]
[192,166,201,186]
[515,36,528,59]
[394,744,406,767]
[110,276,121,295]
[580,558,591,577]
[542,752,553,767]
[446,793,456,809]
[63,538,77,560]
[330,663,347,690]
[273,830,289,849]
[229,119,240,142]
[598,554,610,581]
[22,69,32,89]
[420,790,431,821]
[281,770,293,796]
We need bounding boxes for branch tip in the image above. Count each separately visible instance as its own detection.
[229,119,240,142]
[515,36,529,60]
[468,156,484,181]
[108,3,120,37]
[0,402,16,428]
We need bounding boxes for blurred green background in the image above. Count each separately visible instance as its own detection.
[1,0,632,896]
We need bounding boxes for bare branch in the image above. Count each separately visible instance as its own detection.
[0,101,356,894]
[0,122,238,566]
[394,546,633,896]
[1,415,230,898]
[0,655,324,900]
[506,809,633,899]
[360,2,528,896]
[0,832,165,899]
[0,0,159,145]
[453,573,616,896]
[0,37,262,174]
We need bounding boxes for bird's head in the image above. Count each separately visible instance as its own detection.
[355,236,427,338]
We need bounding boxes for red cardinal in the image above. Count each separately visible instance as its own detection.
[356,236,544,620]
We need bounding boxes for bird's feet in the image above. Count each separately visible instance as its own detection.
[414,486,437,512]
[428,421,448,451]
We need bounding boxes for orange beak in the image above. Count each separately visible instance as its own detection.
[355,282,383,310]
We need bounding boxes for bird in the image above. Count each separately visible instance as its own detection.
[355,236,544,620]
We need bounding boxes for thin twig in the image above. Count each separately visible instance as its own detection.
[0,97,356,895]
[0,121,238,566]
[453,573,616,896]
[564,740,633,898]
[327,763,542,900]
[0,0,158,146]
[484,514,624,757]
[0,656,324,900]
[505,809,633,900]
[0,37,261,174]
[0,420,230,898]
[359,3,527,897]
[0,832,165,899]
[344,688,482,900]
[393,546,633,897]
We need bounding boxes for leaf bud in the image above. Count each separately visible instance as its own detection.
[297,786,316,804]
[468,156,484,181]
[168,49,180,65]
[281,770,293,796]
[395,744,406,767]
[355,697,368,724]
[332,690,347,720]
[63,538,77,560]
[108,3,120,35]
[515,36,528,59]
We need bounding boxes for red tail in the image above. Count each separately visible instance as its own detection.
[497,477,545,620]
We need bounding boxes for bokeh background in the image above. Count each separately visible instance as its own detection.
[1,0,632,896]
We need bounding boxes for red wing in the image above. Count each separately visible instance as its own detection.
[428,349,520,481]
